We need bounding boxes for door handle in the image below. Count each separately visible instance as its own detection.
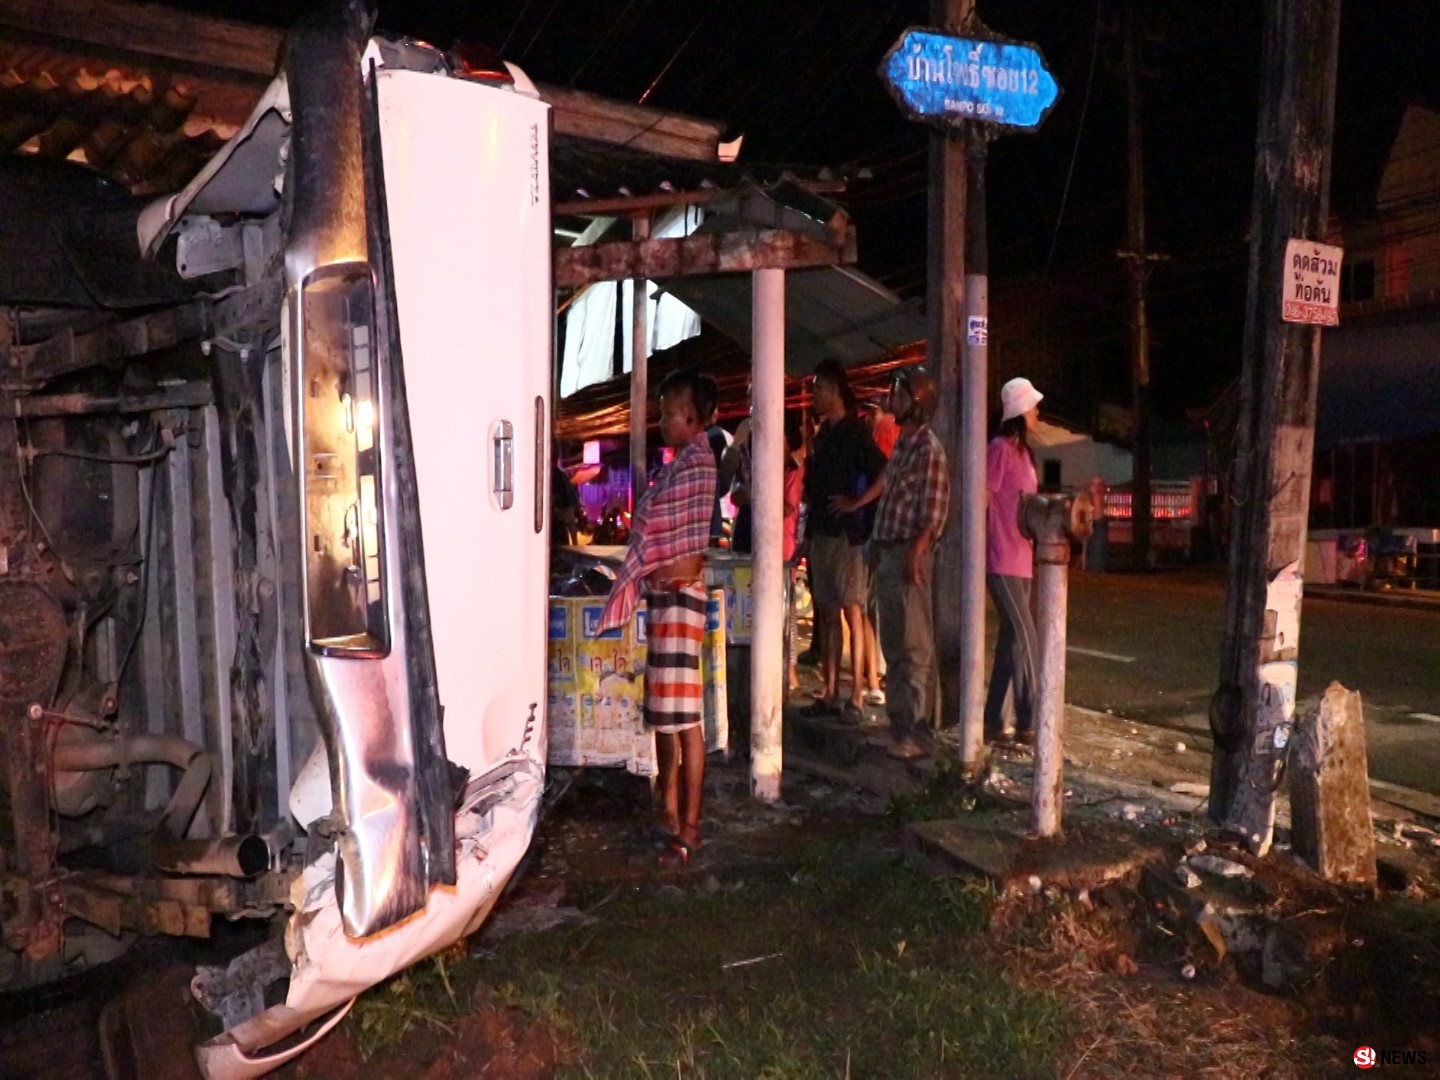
[493,420,514,510]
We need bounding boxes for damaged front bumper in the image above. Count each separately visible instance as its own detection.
[193,756,543,1079]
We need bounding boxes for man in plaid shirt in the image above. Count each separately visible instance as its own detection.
[831,368,949,759]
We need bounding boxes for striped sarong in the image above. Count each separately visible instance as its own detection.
[644,583,707,733]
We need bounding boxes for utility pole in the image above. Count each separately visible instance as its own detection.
[928,0,974,757]
[882,8,1059,772]
[955,129,989,769]
[1116,2,1160,571]
[1209,0,1341,850]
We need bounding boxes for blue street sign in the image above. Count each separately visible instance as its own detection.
[880,27,1061,133]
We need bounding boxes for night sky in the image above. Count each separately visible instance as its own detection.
[173,0,1440,422]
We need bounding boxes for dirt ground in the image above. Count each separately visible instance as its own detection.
[270,741,1440,1080]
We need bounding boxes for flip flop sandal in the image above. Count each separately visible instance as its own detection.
[837,702,865,726]
[799,700,840,718]
[659,837,699,865]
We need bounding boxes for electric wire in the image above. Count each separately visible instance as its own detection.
[568,0,651,87]
[1046,0,1105,279]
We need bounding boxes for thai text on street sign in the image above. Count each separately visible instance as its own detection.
[880,27,1061,133]
[1282,238,1343,326]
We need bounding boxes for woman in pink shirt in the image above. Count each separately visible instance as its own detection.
[985,377,1043,747]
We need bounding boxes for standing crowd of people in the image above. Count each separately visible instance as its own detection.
[595,358,1049,856]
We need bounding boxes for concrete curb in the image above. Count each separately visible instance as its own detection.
[1067,704,1440,823]
[1305,586,1440,613]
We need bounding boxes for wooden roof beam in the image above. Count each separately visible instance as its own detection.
[553,179,846,219]
[0,0,282,80]
[554,227,857,289]
[539,83,722,163]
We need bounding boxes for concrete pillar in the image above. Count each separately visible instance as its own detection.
[749,267,785,803]
[1021,493,1094,837]
[1291,683,1376,884]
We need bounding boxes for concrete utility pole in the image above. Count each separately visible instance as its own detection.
[928,0,977,763]
[1119,10,1152,570]
[1117,2,1159,571]
[1209,0,1342,851]
[955,132,989,770]
[628,213,651,510]
[750,268,786,802]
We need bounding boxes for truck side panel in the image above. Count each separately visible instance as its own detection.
[375,69,552,780]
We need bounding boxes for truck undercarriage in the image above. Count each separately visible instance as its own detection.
[0,3,552,1074]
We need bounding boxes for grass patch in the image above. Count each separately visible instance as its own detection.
[350,949,465,1062]
[886,755,1005,825]
[474,827,1069,1079]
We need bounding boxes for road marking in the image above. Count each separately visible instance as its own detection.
[1410,712,1440,723]
[1067,646,1137,664]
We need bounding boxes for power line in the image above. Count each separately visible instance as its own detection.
[519,0,563,61]
[501,0,538,55]
[1046,0,1104,279]
[638,14,708,105]
[569,0,653,87]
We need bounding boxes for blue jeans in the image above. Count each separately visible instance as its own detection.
[985,574,1038,738]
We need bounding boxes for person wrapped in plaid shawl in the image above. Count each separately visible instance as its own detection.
[599,370,718,863]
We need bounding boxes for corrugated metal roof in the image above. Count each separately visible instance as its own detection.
[658,265,926,375]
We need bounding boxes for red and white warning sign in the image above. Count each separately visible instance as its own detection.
[1282,238,1343,326]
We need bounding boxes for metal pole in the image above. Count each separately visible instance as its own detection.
[1032,548,1069,837]
[928,0,973,748]
[750,267,785,803]
[957,133,988,769]
[628,213,651,510]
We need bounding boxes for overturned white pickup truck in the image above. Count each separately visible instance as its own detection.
[0,2,551,1074]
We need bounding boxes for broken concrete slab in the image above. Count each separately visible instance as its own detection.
[1190,853,1254,880]
[907,813,1163,893]
[1291,683,1378,885]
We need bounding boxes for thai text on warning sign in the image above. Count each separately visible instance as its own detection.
[1282,238,1343,326]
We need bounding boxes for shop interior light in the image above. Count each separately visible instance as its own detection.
[583,439,601,465]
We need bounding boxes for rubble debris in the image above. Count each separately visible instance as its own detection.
[1175,864,1202,889]
[1195,910,1228,959]
[1188,854,1253,879]
[1180,963,1197,980]
[1397,823,1440,846]
[1170,781,1210,797]
[480,886,588,942]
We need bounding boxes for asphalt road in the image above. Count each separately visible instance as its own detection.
[1053,571,1440,796]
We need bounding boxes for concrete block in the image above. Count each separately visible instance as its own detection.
[1290,683,1377,885]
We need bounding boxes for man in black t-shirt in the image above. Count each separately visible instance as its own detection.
[802,359,887,722]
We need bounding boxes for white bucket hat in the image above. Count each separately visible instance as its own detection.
[1000,377,1044,421]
